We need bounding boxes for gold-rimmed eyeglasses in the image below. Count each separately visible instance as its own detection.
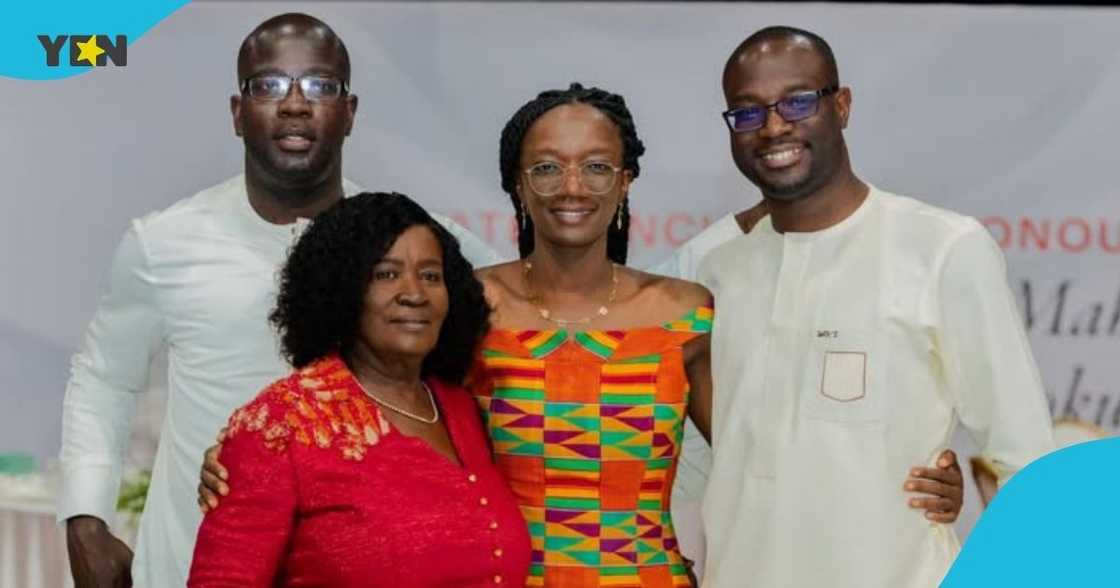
[523,160,623,196]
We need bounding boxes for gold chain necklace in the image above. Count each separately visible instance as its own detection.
[522,260,619,327]
[355,379,440,424]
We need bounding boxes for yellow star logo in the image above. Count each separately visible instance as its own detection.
[75,36,104,66]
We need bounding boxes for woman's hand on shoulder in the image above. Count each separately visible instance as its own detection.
[474,262,521,324]
[475,266,502,308]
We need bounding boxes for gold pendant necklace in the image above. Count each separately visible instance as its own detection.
[522,260,619,327]
[355,380,440,424]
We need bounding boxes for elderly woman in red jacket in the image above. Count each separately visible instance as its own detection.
[187,192,530,587]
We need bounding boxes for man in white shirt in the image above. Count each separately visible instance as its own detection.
[695,26,1055,587]
[58,13,497,587]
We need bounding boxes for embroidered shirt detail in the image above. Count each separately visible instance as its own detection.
[226,357,392,460]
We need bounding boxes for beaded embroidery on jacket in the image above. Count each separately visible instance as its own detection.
[226,357,392,461]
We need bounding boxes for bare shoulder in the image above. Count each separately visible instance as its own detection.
[626,267,712,316]
[661,275,713,310]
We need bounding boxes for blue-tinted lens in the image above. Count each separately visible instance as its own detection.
[777,93,820,121]
[727,107,767,132]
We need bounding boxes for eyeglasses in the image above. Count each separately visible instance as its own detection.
[722,86,839,133]
[523,161,623,196]
[239,75,349,103]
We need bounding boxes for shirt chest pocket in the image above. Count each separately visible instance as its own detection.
[800,328,884,424]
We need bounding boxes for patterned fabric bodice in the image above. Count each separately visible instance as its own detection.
[469,306,713,587]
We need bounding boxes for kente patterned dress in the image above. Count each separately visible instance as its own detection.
[188,355,531,587]
[469,305,713,587]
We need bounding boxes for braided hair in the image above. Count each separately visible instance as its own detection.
[499,83,646,265]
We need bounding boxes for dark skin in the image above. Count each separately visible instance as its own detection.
[199,107,719,579]
[198,103,963,537]
[66,13,357,588]
[724,35,866,233]
[232,17,358,223]
[348,225,458,464]
[723,33,963,521]
[65,517,133,588]
[476,104,715,442]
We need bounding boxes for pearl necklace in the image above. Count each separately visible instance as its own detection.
[355,380,440,425]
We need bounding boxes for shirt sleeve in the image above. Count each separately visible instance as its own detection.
[645,218,715,279]
[188,402,297,587]
[646,214,743,280]
[57,224,164,525]
[936,222,1055,485]
[429,211,506,269]
[645,250,685,278]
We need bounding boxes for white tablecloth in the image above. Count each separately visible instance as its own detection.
[0,497,73,588]
[0,480,137,588]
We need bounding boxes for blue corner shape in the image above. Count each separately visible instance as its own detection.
[1,0,190,80]
[942,437,1120,587]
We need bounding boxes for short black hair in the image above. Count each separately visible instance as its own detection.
[498,82,646,265]
[237,13,351,84]
[726,26,840,87]
[270,192,490,384]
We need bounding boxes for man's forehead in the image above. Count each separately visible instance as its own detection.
[737,39,826,76]
[241,36,344,76]
[726,43,829,95]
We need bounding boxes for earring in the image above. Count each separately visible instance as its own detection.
[520,202,528,232]
[615,203,623,230]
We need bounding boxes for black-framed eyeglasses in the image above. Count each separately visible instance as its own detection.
[239,75,349,103]
[722,86,839,133]
[523,160,623,196]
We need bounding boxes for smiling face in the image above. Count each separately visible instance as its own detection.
[232,33,356,192]
[722,37,851,202]
[355,225,449,362]
[515,103,632,253]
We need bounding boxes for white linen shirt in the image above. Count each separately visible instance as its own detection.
[697,187,1054,588]
[651,213,744,574]
[57,175,501,587]
[651,212,742,500]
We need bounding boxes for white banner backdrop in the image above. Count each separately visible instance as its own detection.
[1,1,1117,540]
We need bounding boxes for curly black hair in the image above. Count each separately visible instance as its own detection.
[499,82,646,265]
[269,192,490,384]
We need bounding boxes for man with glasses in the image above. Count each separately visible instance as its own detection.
[680,25,1055,587]
[58,13,496,587]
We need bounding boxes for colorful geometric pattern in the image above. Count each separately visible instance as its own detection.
[470,306,712,587]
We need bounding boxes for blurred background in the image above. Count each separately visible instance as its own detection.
[1,1,1117,585]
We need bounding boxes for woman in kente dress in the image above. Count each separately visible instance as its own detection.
[469,84,716,587]
[470,83,964,587]
[197,86,966,588]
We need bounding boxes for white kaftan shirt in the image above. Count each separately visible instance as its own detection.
[652,212,742,496]
[697,187,1054,588]
[57,175,501,587]
[652,214,745,571]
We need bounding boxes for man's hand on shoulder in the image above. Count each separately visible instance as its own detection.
[67,515,134,588]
